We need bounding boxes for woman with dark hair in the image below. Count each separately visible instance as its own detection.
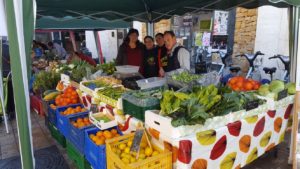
[143,36,159,78]
[116,29,144,70]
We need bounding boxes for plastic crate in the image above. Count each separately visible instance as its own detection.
[116,65,139,74]
[84,127,122,169]
[122,88,162,121]
[68,114,95,154]
[66,140,91,169]
[30,95,44,116]
[93,92,120,108]
[136,77,166,90]
[106,133,172,169]
[56,104,88,137]
[48,103,81,127]
[48,122,66,148]
[123,99,159,121]
[48,104,57,126]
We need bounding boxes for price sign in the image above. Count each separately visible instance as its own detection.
[245,100,259,111]
[130,129,144,156]
[277,89,288,101]
[61,74,70,84]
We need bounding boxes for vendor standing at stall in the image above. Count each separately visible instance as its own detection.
[143,36,159,78]
[116,28,144,73]
[160,31,190,76]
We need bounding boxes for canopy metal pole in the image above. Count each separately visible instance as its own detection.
[147,22,154,37]
[288,6,300,168]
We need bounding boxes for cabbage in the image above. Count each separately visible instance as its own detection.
[269,80,285,93]
[258,84,270,96]
[286,82,296,95]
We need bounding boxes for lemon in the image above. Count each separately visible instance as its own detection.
[139,153,146,159]
[116,149,122,156]
[125,154,131,159]
[139,149,145,155]
[112,148,117,153]
[120,152,127,158]
[121,157,130,164]
[130,157,136,163]
[124,147,130,154]
[152,151,159,156]
[145,147,153,157]
[118,143,126,150]
[127,141,133,147]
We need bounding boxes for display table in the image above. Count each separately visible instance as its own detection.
[145,96,294,169]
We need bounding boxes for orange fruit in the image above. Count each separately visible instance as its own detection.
[73,122,78,128]
[111,129,118,135]
[89,134,96,141]
[229,78,237,85]
[77,122,85,128]
[96,131,103,137]
[104,131,113,139]
[75,106,82,112]
[236,81,243,88]
[99,136,106,141]
[71,91,78,96]
[77,118,83,122]
[95,139,105,146]
[83,117,89,122]
[244,82,253,91]
[114,134,120,137]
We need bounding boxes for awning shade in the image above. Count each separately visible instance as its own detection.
[36,0,300,22]
[35,16,130,30]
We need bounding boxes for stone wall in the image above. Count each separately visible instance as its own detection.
[154,19,171,34]
[141,19,171,39]
[233,7,258,73]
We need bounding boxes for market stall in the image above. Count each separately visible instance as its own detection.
[2,0,300,169]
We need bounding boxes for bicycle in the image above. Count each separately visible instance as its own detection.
[235,51,265,80]
[210,50,241,84]
[269,54,290,82]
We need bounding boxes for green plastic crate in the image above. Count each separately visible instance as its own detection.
[66,140,91,169]
[122,99,160,121]
[122,87,162,121]
[48,122,66,148]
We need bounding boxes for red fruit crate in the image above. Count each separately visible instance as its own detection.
[30,94,45,116]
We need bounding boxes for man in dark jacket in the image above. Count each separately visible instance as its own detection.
[160,31,190,75]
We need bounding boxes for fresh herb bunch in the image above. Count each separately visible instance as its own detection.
[33,70,60,92]
[97,61,116,75]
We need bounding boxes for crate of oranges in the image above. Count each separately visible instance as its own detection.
[84,127,122,169]
[106,133,172,169]
[56,104,88,137]
[68,114,94,154]
[48,86,81,126]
